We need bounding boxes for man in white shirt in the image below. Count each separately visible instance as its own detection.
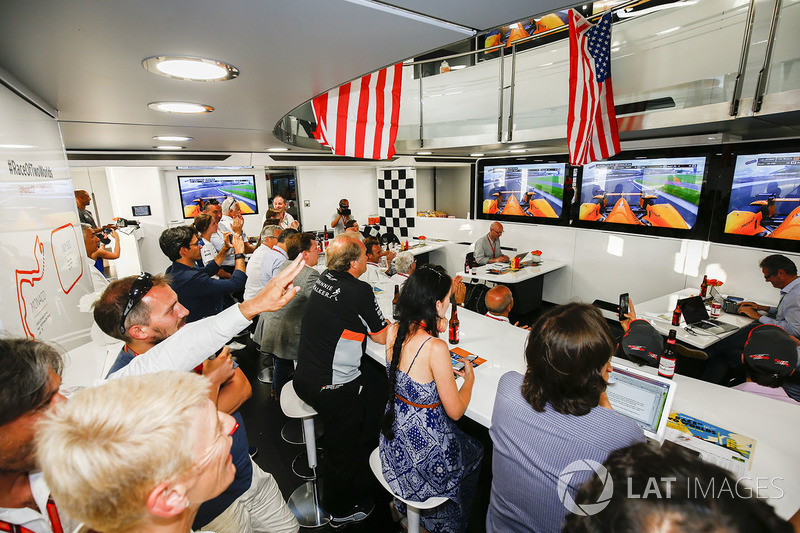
[259,229,297,289]
[0,339,79,533]
[331,198,352,236]
[272,195,299,230]
[82,223,109,292]
[213,198,256,273]
[484,285,530,329]
[244,224,281,300]
[361,236,393,284]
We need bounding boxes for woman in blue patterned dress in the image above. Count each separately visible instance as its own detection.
[379,265,483,533]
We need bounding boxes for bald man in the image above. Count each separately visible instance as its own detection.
[474,222,510,265]
[485,285,530,329]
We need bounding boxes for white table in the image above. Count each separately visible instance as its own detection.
[459,260,566,315]
[633,289,756,349]
[365,292,800,519]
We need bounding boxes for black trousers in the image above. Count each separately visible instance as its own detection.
[294,362,387,516]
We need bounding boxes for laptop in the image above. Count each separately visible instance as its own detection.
[606,362,678,443]
[679,296,738,333]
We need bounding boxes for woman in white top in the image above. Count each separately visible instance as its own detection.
[193,213,224,269]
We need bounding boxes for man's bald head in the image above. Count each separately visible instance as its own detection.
[485,285,513,316]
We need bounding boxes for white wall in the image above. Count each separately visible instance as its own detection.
[106,167,172,274]
[416,216,800,308]
[435,166,471,218]
[297,167,379,231]
[416,168,434,212]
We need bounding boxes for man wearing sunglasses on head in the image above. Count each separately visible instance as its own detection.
[91,259,305,533]
[738,254,800,337]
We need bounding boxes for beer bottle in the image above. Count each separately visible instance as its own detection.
[700,275,708,298]
[658,329,678,379]
[392,285,400,320]
[448,303,460,344]
[323,225,329,250]
[465,257,469,273]
[671,303,681,326]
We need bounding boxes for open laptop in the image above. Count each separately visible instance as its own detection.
[606,362,678,444]
[679,295,738,333]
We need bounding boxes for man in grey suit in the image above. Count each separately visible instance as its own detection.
[255,232,320,397]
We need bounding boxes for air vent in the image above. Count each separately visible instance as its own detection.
[269,154,397,162]
[66,153,232,161]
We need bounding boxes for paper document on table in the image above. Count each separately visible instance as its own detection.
[450,347,486,371]
[665,411,755,477]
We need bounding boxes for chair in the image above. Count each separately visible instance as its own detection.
[368,448,448,533]
[381,231,400,246]
[280,381,330,528]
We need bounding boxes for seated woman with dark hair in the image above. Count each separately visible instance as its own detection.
[379,265,483,533]
[486,303,645,533]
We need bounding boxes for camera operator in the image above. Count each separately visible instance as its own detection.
[331,198,352,236]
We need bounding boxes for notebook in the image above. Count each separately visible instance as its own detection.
[679,296,738,333]
[606,362,678,443]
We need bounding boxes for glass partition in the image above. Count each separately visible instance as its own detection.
[764,0,800,94]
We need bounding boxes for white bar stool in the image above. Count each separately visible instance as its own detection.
[369,448,448,533]
[280,381,330,528]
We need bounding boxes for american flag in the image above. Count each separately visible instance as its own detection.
[567,10,621,166]
[311,63,403,160]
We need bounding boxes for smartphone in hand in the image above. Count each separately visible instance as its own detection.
[618,292,629,321]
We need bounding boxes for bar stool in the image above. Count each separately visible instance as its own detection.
[280,381,329,528]
[368,448,448,533]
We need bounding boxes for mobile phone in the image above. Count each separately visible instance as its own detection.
[227,234,233,245]
[618,293,629,321]
[452,361,465,372]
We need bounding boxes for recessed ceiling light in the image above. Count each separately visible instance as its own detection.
[417,151,432,155]
[266,148,289,152]
[0,144,35,149]
[148,102,214,114]
[509,149,527,153]
[142,56,239,81]
[153,135,194,142]
[450,65,467,70]
[470,153,484,157]
[154,145,185,150]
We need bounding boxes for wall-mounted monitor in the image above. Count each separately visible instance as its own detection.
[476,156,573,225]
[723,152,800,241]
[178,175,258,219]
[577,156,708,232]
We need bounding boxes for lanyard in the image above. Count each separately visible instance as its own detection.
[488,239,497,257]
[0,497,64,533]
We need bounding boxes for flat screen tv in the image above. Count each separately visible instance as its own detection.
[178,175,258,219]
[477,156,573,224]
[723,152,800,242]
[577,156,707,231]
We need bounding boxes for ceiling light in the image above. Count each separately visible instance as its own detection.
[656,26,681,36]
[0,144,35,149]
[148,102,214,114]
[142,56,239,81]
[266,148,289,152]
[417,151,432,155]
[470,153,484,157]
[153,135,194,142]
[509,149,527,153]
[341,0,475,36]
[450,65,467,70]
[154,145,185,150]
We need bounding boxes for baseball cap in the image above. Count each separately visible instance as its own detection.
[743,324,798,377]
[619,319,663,367]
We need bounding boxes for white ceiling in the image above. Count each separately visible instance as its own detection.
[0,0,572,155]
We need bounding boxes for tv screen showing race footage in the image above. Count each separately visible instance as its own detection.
[178,175,258,219]
[481,163,568,218]
[724,152,800,241]
[578,157,707,229]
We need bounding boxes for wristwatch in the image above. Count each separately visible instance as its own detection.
[234,253,246,260]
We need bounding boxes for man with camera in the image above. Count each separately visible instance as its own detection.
[331,198,352,236]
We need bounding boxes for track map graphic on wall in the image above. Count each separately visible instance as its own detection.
[725,153,800,241]
[178,175,258,218]
[579,157,706,229]
[0,83,94,349]
[482,163,567,218]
